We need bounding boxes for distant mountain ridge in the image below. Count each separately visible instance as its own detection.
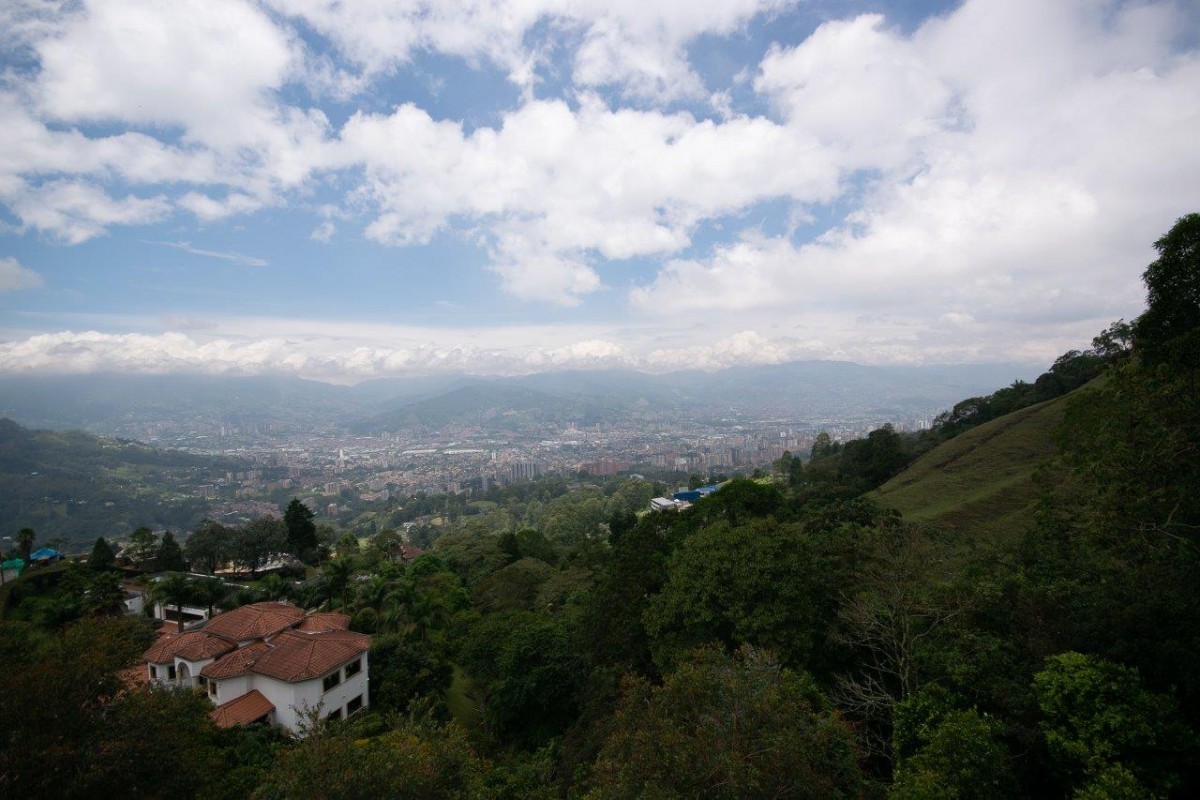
[0,360,1040,435]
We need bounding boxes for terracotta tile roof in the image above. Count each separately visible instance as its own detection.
[142,631,235,664]
[249,629,370,683]
[296,612,351,633]
[200,641,270,680]
[211,690,274,729]
[201,601,305,642]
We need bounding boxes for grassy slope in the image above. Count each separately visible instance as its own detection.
[872,392,1076,542]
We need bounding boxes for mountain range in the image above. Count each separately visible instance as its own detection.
[0,360,1041,436]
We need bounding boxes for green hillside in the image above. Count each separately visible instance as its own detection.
[873,389,1081,541]
[0,418,245,548]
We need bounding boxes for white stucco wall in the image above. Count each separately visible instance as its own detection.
[258,676,323,733]
[245,652,370,733]
[174,656,216,688]
[319,654,370,720]
[125,593,145,615]
[211,674,251,705]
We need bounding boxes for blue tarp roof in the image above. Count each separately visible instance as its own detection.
[29,547,62,560]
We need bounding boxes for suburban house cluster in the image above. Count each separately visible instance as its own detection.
[143,601,369,733]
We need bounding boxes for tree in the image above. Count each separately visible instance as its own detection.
[1091,318,1134,360]
[1133,212,1200,366]
[812,431,835,459]
[335,532,360,558]
[125,526,158,567]
[644,518,843,673]
[232,516,287,577]
[0,616,224,798]
[185,519,233,574]
[253,715,485,800]
[88,537,116,571]
[587,646,862,799]
[283,498,319,561]
[151,572,195,633]
[369,634,453,715]
[157,531,187,572]
[18,527,36,564]
[459,612,582,748]
[86,571,127,617]
[1033,652,1192,797]
[839,425,908,488]
[189,575,229,617]
[891,687,1013,799]
[321,557,355,611]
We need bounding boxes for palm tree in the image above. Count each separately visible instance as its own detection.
[189,576,229,619]
[86,572,127,617]
[321,557,354,612]
[150,572,194,632]
[257,573,291,602]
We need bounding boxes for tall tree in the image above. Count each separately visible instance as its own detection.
[18,527,36,564]
[283,498,319,561]
[157,531,187,572]
[188,576,229,618]
[125,526,158,567]
[321,557,354,611]
[86,571,128,617]
[150,572,195,633]
[1133,212,1200,367]
[184,519,232,574]
[232,516,287,578]
[88,537,116,571]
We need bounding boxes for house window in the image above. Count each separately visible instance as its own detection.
[208,680,217,697]
[344,658,362,678]
[347,695,363,716]
[323,671,341,692]
[149,665,158,680]
[327,708,342,721]
[167,665,177,681]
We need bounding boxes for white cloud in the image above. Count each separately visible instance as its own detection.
[0,324,1009,381]
[310,220,337,243]
[633,0,1200,345]
[339,95,836,302]
[35,0,296,148]
[147,241,268,267]
[0,257,43,291]
[178,192,267,223]
[265,0,793,100]
[1,179,170,243]
[756,13,954,170]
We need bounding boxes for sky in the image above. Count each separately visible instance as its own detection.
[0,0,1197,382]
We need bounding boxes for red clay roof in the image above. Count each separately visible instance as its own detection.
[200,640,270,680]
[296,612,351,633]
[248,629,370,682]
[211,690,275,729]
[142,631,235,664]
[201,601,305,642]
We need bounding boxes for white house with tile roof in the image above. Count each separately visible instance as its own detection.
[142,602,369,733]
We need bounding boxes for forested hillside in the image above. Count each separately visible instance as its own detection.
[0,419,243,545]
[1,215,1198,798]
